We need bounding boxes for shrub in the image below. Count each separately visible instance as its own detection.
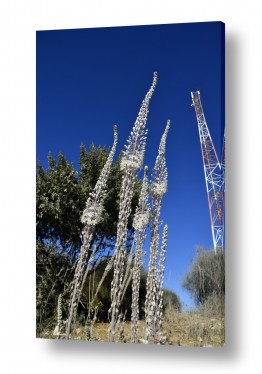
[163,288,181,313]
[182,248,225,305]
[201,293,225,318]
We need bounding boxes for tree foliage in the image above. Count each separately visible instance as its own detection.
[36,152,82,253]
[36,241,75,333]
[36,144,140,259]
[36,143,181,333]
[182,248,225,305]
[36,144,140,330]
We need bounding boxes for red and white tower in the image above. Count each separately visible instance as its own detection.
[191,91,225,252]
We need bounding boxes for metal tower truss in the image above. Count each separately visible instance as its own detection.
[191,91,225,252]
[221,133,225,186]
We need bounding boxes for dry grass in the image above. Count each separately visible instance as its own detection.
[38,309,224,347]
[161,309,224,347]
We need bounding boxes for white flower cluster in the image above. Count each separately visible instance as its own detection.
[120,150,145,170]
[150,120,170,199]
[81,201,104,226]
[133,211,150,231]
[81,125,118,226]
[132,166,150,231]
[121,72,157,171]
[150,181,167,198]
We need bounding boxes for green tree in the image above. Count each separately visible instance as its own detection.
[36,241,75,333]
[36,144,140,331]
[36,152,82,255]
[182,248,225,305]
[37,144,140,259]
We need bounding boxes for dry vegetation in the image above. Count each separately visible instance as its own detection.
[39,308,225,347]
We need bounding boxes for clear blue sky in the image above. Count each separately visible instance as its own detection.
[36,22,225,310]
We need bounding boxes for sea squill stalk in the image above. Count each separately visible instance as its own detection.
[56,294,63,340]
[65,126,118,339]
[121,241,136,302]
[91,255,114,306]
[154,224,168,337]
[131,166,150,343]
[109,72,158,342]
[144,120,170,343]
[77,245,97,308]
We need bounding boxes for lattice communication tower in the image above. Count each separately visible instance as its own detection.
[191,91,225,252]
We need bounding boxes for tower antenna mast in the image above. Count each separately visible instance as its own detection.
[191,91,225,252]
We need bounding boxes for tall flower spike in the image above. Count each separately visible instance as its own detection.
[122,166,150,306]
[122,165,150,298]
[65,126,118,339]
[109,73,157,342]
[131,166,150,343]
[145,120,170,343]
[155,224,168,335]
[120,72,158,171]
[56,294,63,340]
[133,166,150,231]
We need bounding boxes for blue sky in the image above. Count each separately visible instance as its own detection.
[36,22,225,309]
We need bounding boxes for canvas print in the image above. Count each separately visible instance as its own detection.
[36,22,225,347]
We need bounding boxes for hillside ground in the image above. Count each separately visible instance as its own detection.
[38,310,225,348]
